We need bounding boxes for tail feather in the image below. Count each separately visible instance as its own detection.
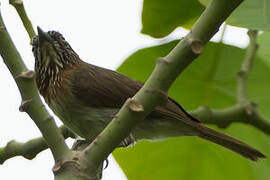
[196,124,265,161]
[154,100,265,161]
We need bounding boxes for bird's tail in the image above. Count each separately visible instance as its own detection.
[195,123,265,161]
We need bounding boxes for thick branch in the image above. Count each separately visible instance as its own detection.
[0,126,75,164]
[68,0,245,178]
[0,8,71,162]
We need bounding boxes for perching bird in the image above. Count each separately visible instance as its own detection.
[32,27,265,161]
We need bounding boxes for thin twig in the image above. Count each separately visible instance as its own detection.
[9,0,36,41]
[191,104,270,135]
[237,30,258,104]
[0,126,76,164]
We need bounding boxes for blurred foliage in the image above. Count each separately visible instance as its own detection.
[141,0,204,38]
[226,0,270,30]
[200,0,270,30]
[142,0,270,38]
[257,32,270,68]
[114,41,270,179]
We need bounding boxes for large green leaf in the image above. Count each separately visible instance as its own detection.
[141,0,204,38]
[199,0,270,30]
[257,32,270,68]
[114,41,270,179]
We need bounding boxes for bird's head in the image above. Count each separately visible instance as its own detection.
[32,27,79,74]
[32,27,80,95]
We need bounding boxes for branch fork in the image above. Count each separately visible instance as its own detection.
[188,38,204,55]
[15,70,35,79]
[19,99,32,112]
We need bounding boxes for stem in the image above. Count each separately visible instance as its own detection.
[237,30,258,103]
[9,0,36,40]
[191,104,270,135]
[0,125,75,164]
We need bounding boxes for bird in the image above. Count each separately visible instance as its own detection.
[32,26,265,161]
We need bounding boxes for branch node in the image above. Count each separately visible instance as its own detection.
[244,102,257,116]
[128,98,144,112]
[247,30,258,38]
[113,115,120,124]
[156,57,171,65]
[53,155,92,179]
[15,70,35,80]
[188,39,204,55]
[19,99,32,112]
[0,25,6,31]
[250,101,257,108]
[93,138,98,146]
[23,153,36,160]
[237,70,247,78]
[198,105,210,111]
[6,139,16,148]
[245,107,252,116]
[53,159,67,174]
[53,159,82,174]
[9,0,23,5]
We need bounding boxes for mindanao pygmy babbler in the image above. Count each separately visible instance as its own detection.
[32,27,265,161]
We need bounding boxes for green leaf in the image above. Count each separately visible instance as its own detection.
[141,0,204,38]
[114,41,270,179]
[257,31,270,67]
[199,0,270,30]
[228,0,270,30]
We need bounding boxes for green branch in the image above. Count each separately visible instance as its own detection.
[191,104,270,135]
[0,8,71,162]
[237,30,258,104]
[9,0,35,40]
[0,126,75,164]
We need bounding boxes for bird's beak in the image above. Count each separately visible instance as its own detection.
[37,26,54,46]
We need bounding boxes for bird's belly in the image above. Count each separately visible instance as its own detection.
[133,118,194,141]
[49,101,193,142]
[49,101,117,141]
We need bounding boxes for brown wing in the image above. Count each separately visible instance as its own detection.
[71,62,142,108]
[71,61,200,123]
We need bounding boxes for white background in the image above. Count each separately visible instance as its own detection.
[0,0,249,179]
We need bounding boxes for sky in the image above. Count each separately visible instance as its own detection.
[0,0,249,179]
